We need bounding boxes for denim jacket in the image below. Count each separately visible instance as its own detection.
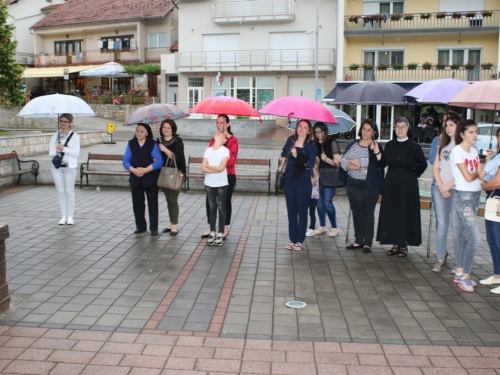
[281,136,317,176]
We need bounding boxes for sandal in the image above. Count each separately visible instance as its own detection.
[285,242,294,250]
[293,242,303,251]
[398,246,408,257]
[363,246,372,254]
[386,245,400,256]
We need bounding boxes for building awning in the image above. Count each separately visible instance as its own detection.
[23,65,101,78]
[325,82,421,101]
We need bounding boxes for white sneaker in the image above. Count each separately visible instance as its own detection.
[315,227,327,235]
[59,217,66,225]
[67,217,74,225]
[479,276,500,285]
[306,229,315,237]
[491,285,500,295]
[329,228,339,237]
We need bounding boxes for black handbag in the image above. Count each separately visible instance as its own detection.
[275,159,286,191]
[52,132,74,169]
[319,166,344,188]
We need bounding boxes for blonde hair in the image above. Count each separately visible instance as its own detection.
[314,156,320,170]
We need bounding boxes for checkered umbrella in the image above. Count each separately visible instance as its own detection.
[123,103,190,126]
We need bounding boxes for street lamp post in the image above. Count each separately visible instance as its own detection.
[314,0,319,102]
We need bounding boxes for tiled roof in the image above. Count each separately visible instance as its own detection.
[41,4,62,11]
[32,0,177,28]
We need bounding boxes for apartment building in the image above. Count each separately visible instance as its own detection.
[23,0,178,98]
[163,0,337,110]
[332,0,500,141]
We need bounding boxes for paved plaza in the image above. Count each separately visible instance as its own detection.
[1,136,500,373]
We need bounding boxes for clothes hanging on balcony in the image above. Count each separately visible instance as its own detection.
[122,39,130,49]
[114,40,120,50]
[130,38,136,50]
[97,40,103,49]
[102,40,108,49]
[108,39,115,50]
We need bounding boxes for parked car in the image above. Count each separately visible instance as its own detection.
[476,123,500,157]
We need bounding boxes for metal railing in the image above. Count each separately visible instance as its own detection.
[14,52,35,66]
[345,10,499,33]
[343,66,498,82]
[212,0,295,22]
[177,48,335,70]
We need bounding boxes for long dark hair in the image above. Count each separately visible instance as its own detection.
[312,122,329,143]
[455,119,477,145]
[438,114,461,158]
[217,114,233,135]
[496,126,500,154]
[160,119,179,138]
[292,119,313,143]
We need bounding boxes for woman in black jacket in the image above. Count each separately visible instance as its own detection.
[157,119,186,236]
[340,120,385,253]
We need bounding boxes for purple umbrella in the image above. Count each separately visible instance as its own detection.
[404,78,469,104]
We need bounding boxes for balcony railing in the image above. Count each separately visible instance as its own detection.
[345,10,499,34]
[14,52,35,66]
[34,49,140,66]
[144,48,170,62]
[212,0,295,23]
[343,66,498,82]
[176,48,335,70]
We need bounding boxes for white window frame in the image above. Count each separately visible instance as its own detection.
[148,33,167,49]
[436,45,482,65]
[362,47,405,65]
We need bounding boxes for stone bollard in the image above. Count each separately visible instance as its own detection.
[0,224,10,313]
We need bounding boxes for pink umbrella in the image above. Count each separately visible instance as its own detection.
[188,96,260,117]
[259,96,338,123]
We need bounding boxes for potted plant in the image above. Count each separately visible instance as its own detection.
[403,13,414,20]
[422,61,433,69]
[481,62,493,69]
[450,62,462,69]
[407,62,418,70]
[348,15,361,23]
[420,13,431,19]
[452,12,462,19]
[465,11,477,17]
[436,12,446,19]
[377,63,389,70]
[362,63,373,70]
[482,10,493,17]
[390,13,402,21]
[436,62,447,69]
[391,63,404,70]
[464,62,477,70]
[349,63,360,70]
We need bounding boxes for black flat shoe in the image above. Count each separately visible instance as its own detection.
[151,231,158,236]
[170,231,178,236]
[134,229,146,234]
[346,244,363,250]
[201,234,210,238]
[363,246,372,254]
[163,228,172,233]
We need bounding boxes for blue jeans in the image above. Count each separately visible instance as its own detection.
[451,190,481,274]
[485,219,500,275]
[431,183,458,261]
[309,199,318,229]
[284,171,312,244]
[317,187,337,228]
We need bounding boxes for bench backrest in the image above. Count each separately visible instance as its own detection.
[88,153,123,161]
[0,152,19,162]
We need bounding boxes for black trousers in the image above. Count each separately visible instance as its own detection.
[346,176,379,247]
[206,174,235,226]
[130,183,159,232]
[206,185,228,233]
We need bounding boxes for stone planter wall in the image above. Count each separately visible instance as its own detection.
[0,224,10,314]
[88,104,144,122]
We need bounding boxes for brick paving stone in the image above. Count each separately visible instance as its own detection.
[386,354,433,367]
[213,347,243,360]
[50,363,86,375]
[81,365,131,375]
[195,358,241,372]
[346,365,394,375]
[101,342,146,354]
[392,367,424,375]
[421,368,468,375]
[3,359,55,374]
[316,364,348,375]
[240,360,271,374]
[457,356,500,369]
[47,349,96,364]
[171,346,215,359]
[90,353,124,366]
[243,349,286,362]
[129,369,162,375]
[357,353,389,366]
[120,354,167,368]
[271,361,317,375]
[0,347,25,360]
[315,352,359,365]
[165,357,197,370]
[341,342,383,354]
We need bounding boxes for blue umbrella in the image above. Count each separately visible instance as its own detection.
[288,105,354,135]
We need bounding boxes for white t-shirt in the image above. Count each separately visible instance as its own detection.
[450,145,481,192]
[203,146,229,187]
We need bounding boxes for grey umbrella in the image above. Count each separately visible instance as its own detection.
[288,105,355,135]
[333,82,410,105]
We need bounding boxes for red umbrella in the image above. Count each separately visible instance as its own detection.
[188,96,260,117]
[259,96,338,123]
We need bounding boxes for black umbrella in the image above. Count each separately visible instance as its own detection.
[333,82,412,105]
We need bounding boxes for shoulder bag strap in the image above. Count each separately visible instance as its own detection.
[63,132,74,147]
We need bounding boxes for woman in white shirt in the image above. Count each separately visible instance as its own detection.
[202,132,229,247]
[450,119,483,293]
[49,114,80,225]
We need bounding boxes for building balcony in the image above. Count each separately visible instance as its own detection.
[345,10,499,35]
[176,48,335,72]
[211,0,295,23]
[144,48,170,62]
[14,52,35,67]
[343,66,498,82]
[34,49,141,66]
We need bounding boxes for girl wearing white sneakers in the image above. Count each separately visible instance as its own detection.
[480,126,500,294]
[49,113,80,226]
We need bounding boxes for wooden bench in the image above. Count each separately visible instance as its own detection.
[0,151,39,185]
[185,156,272,194]
[80,153,128,189]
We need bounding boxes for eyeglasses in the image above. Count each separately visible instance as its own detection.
[59,120,71,123]
[314,130,323,134]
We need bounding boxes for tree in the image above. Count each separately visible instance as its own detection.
[0,4,25,106]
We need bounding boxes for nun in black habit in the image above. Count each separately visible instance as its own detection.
[376,117,427,257]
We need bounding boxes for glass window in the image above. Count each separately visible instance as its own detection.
[188,78,203,87]
[380,3,390,13]
[393,2,404,13]
[148,33,166,49]
[469,50,481,64]
[452,50,464,64]
[237,77,250,87]
[438,50,449,64]
[391,51,404,64]
[257,76,274,87]
[378,51,390,65]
